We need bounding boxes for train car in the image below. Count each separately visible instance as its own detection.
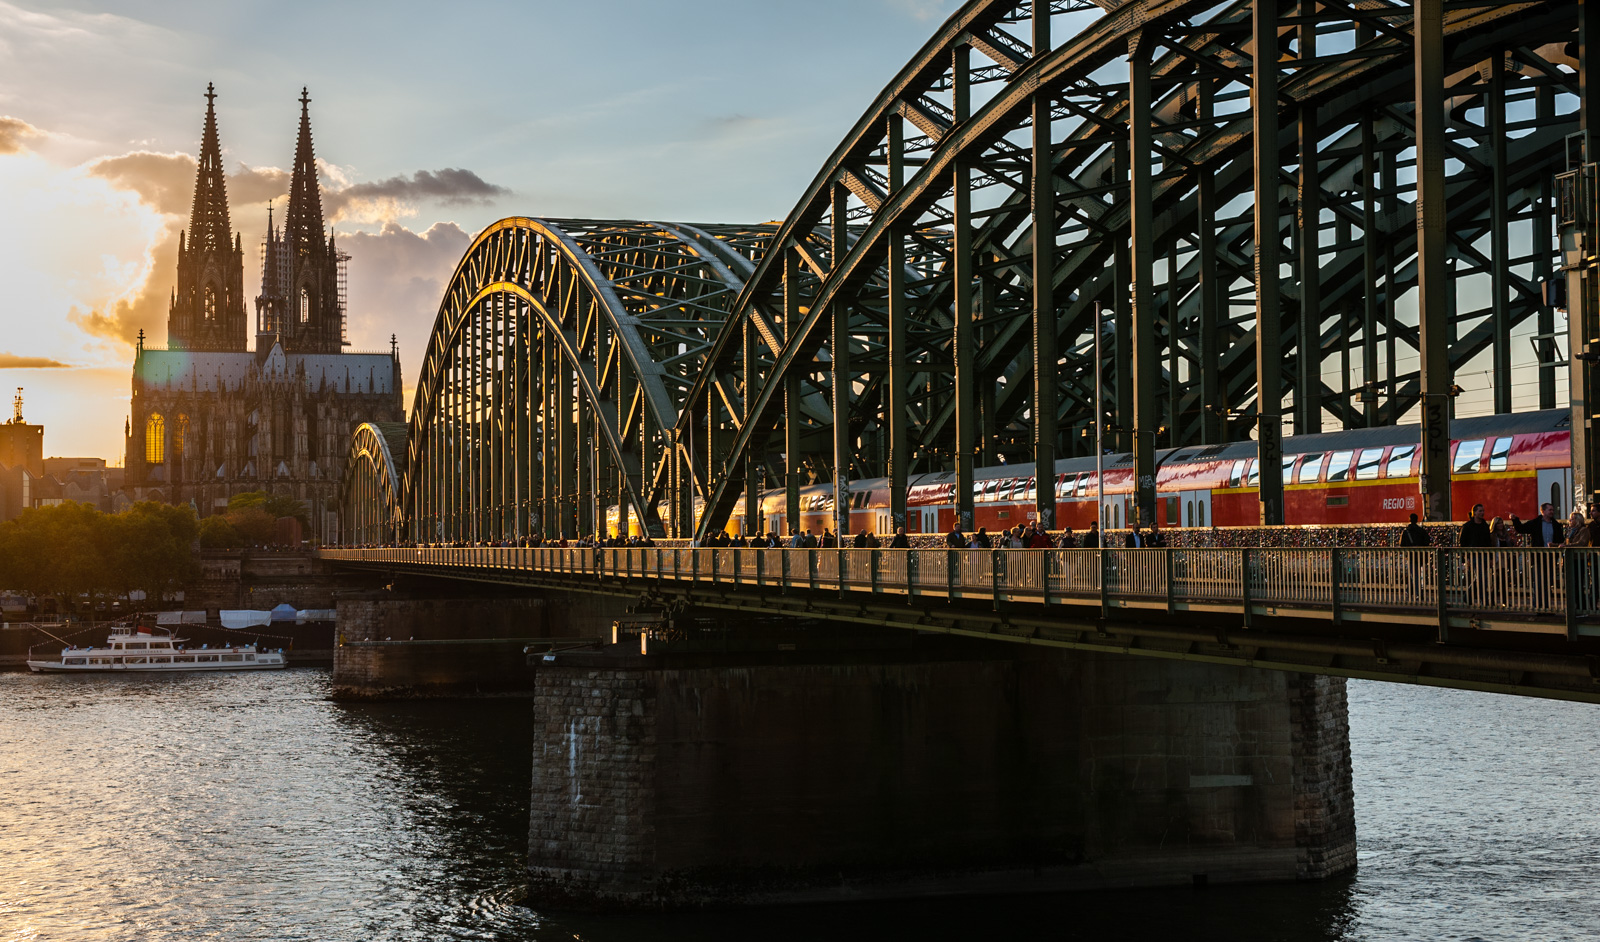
[605,409,1573,538]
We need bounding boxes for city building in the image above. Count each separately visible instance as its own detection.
[122,86,404,542]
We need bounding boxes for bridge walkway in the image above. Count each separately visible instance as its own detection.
[321,546,1600,702]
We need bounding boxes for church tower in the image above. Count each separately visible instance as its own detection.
[168,84,247,352]
[256,88,345,353]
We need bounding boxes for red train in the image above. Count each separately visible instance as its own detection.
[613,409,1574,538]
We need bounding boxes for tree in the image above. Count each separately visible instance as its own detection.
[0,500,198,604]
[198,514,241,548]
[226,491,308,527]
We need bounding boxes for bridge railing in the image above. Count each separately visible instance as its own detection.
[321,545,1600,636]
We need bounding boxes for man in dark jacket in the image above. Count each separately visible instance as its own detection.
[945,526,968,548]
[1123,527,1144,548]
[1459,503,1493,548]
[1400,513,1431,547]
[1511,503,1566,547]
[1081,522,1100,548]
[890,526,910,548]
[971,527,992,548]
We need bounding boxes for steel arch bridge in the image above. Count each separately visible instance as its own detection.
[345,0,1599,545]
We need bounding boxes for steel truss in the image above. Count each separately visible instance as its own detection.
[345,0,1595,546]
[389,218,780,541]
[680,0,1585,540]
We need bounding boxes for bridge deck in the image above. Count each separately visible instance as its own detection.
[321,546,1600,702]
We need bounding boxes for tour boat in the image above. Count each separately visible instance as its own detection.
[26,625,286,673]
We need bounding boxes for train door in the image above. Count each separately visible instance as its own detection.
[918,507,938,533]
[1538,468,1573,516]
[1180,489,1212,528]
[767,512,783,535]
[875,510,892,535]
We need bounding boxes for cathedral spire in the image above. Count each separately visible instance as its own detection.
[188,82,233,257]
[283,87,326,259]
[168,83,247,352]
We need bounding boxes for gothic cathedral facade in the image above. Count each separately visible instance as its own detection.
[123,86,405,542]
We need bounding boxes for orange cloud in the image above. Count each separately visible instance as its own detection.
[0,353,70,369]
[0,116,42,154]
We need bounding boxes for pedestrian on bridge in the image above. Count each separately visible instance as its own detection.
[1460,504,1493,548]
[971,527,992,549]
[1057,527,1076,548]
[1511,504,1565,547]
[944,526,968,548]
[1567,511,1591,548]
[1081,521,1101,549]
[890,527,910,549]
[1400,513,1430,547]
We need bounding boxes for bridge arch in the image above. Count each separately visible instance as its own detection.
[341,421,406,546]
[401,218,779,542]
[682,0,1583,540]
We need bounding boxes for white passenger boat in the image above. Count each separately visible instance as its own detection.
[26,625,286,673]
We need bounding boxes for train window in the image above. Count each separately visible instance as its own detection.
[1023,477,1037,500]
[1228,460,1245,488]
[979,479,996,502]
[1297,453,1326,484]
[1488,437,1511,471]
[1246,460,1260,487]
[1354,449,1383,480]
[1453,440,1485,474]
[1056,475,1071,498]
[1326,451,1353,483]
[1386,445,1416,478]
[1282,455,1298,483]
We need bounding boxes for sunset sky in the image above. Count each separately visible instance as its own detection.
[0,0,958,460]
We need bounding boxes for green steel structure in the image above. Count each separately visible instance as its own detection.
[345,0,1599,545]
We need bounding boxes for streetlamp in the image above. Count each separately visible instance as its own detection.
[1094,301,1106,530]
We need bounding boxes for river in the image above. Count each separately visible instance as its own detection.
[0,670,1595,940]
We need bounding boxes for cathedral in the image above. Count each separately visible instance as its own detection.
[123,85,405,542]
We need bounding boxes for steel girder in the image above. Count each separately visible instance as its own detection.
[681,0,1585,541]
[400,218,778,542]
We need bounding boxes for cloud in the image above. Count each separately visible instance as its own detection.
[0,115,41,154]
[0,353,70,369]
[340,221,473,368]
[326,169,510,225]
[69,224,180,347]
[86,151,290,218]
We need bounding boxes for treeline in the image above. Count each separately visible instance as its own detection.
[0,501,198,602]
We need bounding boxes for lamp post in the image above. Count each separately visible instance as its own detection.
[1094,301,1106,529]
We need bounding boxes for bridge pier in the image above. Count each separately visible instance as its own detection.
[333,588,629,699]
[527,638,1355,909]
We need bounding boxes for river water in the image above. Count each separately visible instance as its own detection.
[1,670,1596,941]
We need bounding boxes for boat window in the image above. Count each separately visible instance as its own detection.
[198,655,217,662]
[222,654,243,662]
[1354,449,1383,480]
[1453,439,1485,474]
[153,657,171,664]
[175,656,195,663]
[1326,451,1354,483]
[246,654,255,661]
[1247,460,1260,487]
[153,642,170,649]
[1387,445,1417,478]
[1488,437,1511,471]
[126,642,146,650]
[1228,460,1245,488]
[1297,454,1326,484]
[65,658,86,665]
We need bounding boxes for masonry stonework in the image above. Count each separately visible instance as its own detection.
[526,645,1358,909]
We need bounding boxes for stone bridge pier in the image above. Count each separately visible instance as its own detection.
[527,624,1355,909]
